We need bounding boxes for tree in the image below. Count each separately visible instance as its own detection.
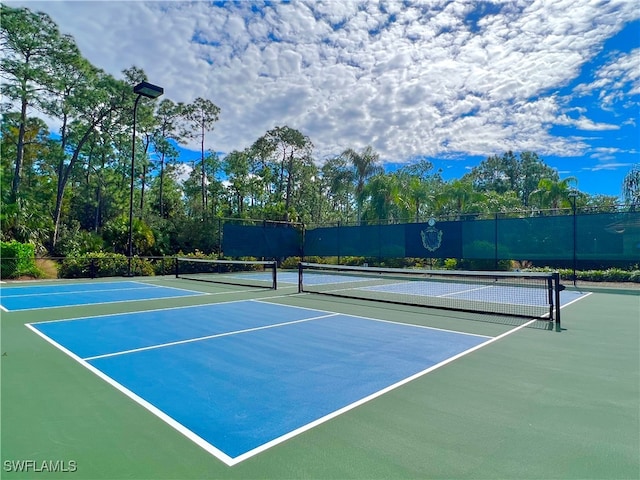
[251,126,314,219]
[435,179,485,217]
[49,68,131,246]
[464,151,559,206]
[223,150,251,216]
[183,97,221,219]
[622,164,640,206]
[0,114,55,248]
[341,146,383,224]
[398,160,439,222]
[152,99,186,218]
[361,173,409,224]
[0,5,73,202]
[528,177,578,211]
[319,155,356,223]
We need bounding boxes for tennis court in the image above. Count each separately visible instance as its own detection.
[1,268,638,479]
[0,281,205,311]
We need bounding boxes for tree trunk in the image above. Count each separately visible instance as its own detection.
[52,116,106,246]
[11,97,28,201]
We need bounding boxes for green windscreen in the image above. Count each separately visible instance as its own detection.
[222,223,302,258]
[576,212,637,261]
[496,215,573,260]
[222,210,639,265]
[305,224,405,258]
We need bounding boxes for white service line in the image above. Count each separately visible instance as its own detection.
[82,313,339,361]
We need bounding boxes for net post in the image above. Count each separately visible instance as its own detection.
[272,261,277,290]
[298,262,303,293]
[174,256,179,278]
[553,271,562,332]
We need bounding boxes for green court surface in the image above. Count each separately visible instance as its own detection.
[1,276,638,479]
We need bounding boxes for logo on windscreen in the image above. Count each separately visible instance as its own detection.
[420,218,442,252]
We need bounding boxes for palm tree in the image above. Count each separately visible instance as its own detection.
[435,179,483,218]
[341,146,383,224]
[529,177,578,211]
[361,173,409,224]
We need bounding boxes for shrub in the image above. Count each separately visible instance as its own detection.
[603,268,629,282]
[280,257,301,269]
[0,241,40,278]
[60,253,156,278]
[443,258,457,270]
[579,270,605,282]
[129,257,156,277]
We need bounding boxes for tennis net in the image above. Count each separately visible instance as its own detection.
[175,257,277,289]
[298,263,562,328]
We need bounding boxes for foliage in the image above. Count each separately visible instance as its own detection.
[555,268,639,283]
[0,240,39,278]
[53,224,104,256]
[463,151,559,206]
[443,258,458,270]
[102,217,155,256]
[622,164,640,205]
[59,252,155,278]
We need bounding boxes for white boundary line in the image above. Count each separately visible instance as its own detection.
[250,299,493,339]
[1,280,148,295]
[4,283,280,313]
[5,292,210,312]
[3,285,172,299]
[129,280,210,295]
[231,316,539,465]
[24,323,237,466]
[561,291,593,308]
[83,313,339,361]
[23,295,569,467]
[29,297,258,325]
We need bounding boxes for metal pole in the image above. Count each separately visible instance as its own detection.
[572,195,577,287]
[494,212,498,271]
[127,94,143,277]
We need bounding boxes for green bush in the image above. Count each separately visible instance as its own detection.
[60,253,156,278]
[150,257,175,276]
[443,258,457,270]
[537,267,640,283]
[578,270,604,282]
[603,268,629,282]
[129,257,156,277]
[0,241,40,278]
[281,257,301,269]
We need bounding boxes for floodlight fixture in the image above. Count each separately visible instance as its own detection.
[127,81,164,276]
[133,81,164,99]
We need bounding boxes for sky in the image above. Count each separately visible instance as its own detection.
[7,0,640,199]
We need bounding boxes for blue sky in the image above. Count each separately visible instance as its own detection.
[9,0,640,198]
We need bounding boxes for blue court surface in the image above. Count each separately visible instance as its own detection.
[27,300,491,465]
[0,281,205,311]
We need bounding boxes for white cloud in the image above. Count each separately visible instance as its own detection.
[574,48,640,109]
[5,0,639,167]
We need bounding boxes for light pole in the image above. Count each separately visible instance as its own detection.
[128,81,163,276]
[568,189,578,287]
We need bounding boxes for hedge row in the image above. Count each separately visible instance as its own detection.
[59,254,173,278]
